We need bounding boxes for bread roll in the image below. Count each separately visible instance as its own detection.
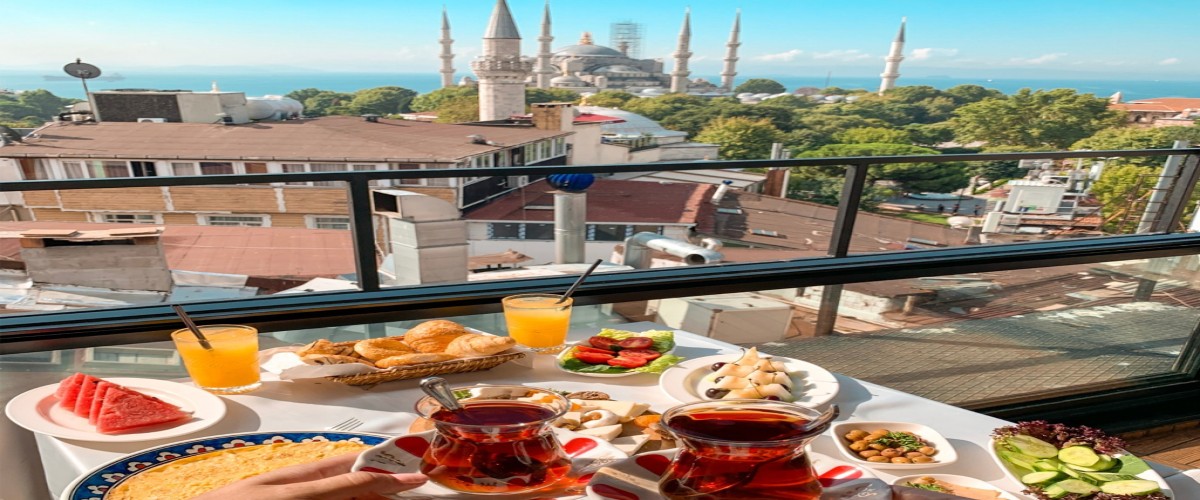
[404,320,469,353]
[375,353,458,368]
[444,334,516,357]
[353,338,415,361]
[301,354,375,366]
[298,339,356,357]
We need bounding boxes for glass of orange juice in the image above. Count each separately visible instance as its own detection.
[171,325,262,394]
[502,294,572,354]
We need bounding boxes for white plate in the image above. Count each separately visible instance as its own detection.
[830,420,959,470]
[988,438,1174,499]
[892,474,1020,500]
[354,427,627,498]
[658,354,840,406]
[5,377,226,443]
[585,448,876,499]
[555,343,676,378]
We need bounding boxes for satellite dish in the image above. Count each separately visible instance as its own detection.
[63,58,102,79]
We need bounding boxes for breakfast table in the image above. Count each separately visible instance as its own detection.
[28,322,1194,499]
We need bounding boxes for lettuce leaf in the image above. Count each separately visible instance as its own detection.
[631,354,685,374]
[558,329,684,374]
[596,328,675,353]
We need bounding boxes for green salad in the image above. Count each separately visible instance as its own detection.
[558,329,685,374]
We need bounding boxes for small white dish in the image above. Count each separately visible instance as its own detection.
[892,473,1020,500]
[830,421,958,470]
[5,377,226,443]
[658,354,840,406]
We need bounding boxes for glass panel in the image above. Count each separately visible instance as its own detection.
[199,162,234,175]
[590,224,626,241]
[490,223,520,240]
[309,163,346,187]
[62,161,86,179]
[171,162,197,176]
[312,216,350,230]
[524,223,554,240]
[281,163,307,185]
[100,213,157,224]
[206,215,266,227]
[99,161,130,178]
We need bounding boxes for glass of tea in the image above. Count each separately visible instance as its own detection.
[415,385,572,495]
[658,400,832,500]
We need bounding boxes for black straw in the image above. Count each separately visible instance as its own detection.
[172,305,214,350]
[557,259,603,304]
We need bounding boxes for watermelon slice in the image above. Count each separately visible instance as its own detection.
[56,373,86,411]
[73,375,101,418]
[88,381,114,426]
[95,386,191,434]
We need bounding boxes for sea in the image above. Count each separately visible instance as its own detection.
[2,70,1197,101]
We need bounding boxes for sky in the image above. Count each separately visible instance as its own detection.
[3,0,1197,79]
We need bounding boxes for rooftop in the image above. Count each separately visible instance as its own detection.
[463,178,714,225]
[0,115,571,162]
[1109,97,1200,113]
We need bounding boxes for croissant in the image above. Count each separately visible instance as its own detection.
[444,334,516,357]
[404,320,469,353]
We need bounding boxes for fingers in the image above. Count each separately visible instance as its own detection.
[281,471,428,500]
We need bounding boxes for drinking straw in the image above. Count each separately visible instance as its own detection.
[557,259,603,304]
[172,305,214,350]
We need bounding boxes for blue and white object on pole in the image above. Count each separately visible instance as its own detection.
[547,173,595,193]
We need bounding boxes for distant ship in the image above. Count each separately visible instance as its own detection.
[43,72,125,82]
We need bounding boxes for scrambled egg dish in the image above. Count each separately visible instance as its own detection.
[107,441,370,499]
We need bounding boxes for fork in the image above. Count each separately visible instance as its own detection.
[325,417,364,432]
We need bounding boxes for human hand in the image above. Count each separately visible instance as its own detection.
[193,452,427,500]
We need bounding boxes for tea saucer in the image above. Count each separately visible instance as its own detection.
[353,427,627,499]
[584,449,875,500]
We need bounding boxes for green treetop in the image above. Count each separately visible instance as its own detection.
[734,78,787,94]
[952,88,1123,149]
[410,86,477,112]
[694,116,783,160]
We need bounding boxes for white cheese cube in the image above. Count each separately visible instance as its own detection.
[575,423,622,441]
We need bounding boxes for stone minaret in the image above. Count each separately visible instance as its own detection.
[670,9,693,94]
[878,17,906,95]
[439,7,455,88]
[534,1,554,89]
[472,0,531,120]
[720,10,741,92]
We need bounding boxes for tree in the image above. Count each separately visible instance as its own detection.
[797,143,970,194]
[622,94,708,121]
[733,78,786,94]
[1071,126,1200,167]
[284,88,325,104]
[17,89,78,117]
[348,86,417,115]
[525,87,581,105]
[952,88,1123,149]
[788,172,890,210]
[944,84,1003,106]
[834,127,911,144]
[301,91,354,117]
[1089,164,1159,231]
[905,123,955,147]
[410,86,477,112]
[583,90,636,108]
[434,95,480,123]
[694,117,782,160]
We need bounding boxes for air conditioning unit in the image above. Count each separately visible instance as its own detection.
[137,118,167,123]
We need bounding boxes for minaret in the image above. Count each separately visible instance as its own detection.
[534,1,554,89]
[472,0,531,121]
[439,7,455,88]
[878,17,906,95]
[720,10,741,92]
[670,8,692,94]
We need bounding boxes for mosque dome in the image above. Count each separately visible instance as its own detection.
[554,44,623,57]
[593,65,647,75]
[550,73,587,86]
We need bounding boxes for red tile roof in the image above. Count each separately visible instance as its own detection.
[1109,97,1200,113]
[464,179,714,225]
[0,222,354,279]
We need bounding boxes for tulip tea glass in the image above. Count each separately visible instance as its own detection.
[415,385,572,495]
[171,324,262,394]
[658,400,832,500]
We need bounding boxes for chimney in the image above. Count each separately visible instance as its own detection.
[372,190,468,285]
[18,227,173,291]
[531,102,575,131]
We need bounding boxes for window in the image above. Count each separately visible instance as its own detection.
[281,163,307,185]
[92,160,131,178]
[86,347,180,365]
[204,215,267,227]
[524,223,554,240]
[489,223,521,240]
[199,162,234,175]
[392,163,421,185]
[633,225,663,235]
[310,216,351,230]
[172,162,197,176]
[62,161,86,179]
[309,163,347,187]
[98,213,158,224]
[589,224,627,241]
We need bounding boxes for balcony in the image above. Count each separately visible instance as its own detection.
[1,148,1199,497]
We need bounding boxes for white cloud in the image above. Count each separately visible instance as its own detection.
[812,49,870,62]
[910,48,959,61]
[1009,53,1067,65]
[1159,57,1181,65]
[754,49,803,62]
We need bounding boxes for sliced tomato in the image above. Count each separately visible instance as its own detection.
[574,345,615,356]
[607,356,648,368]
[588,336,622,351]
[617,348,661,361]
[574,351,615,365]
[617,337,654,350]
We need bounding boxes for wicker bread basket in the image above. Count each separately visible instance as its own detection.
[326,351,526,386]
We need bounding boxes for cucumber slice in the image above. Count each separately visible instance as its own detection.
[1099,479,1161,495]
[1083,471,1139,483]
[1021,471,1064,485]
[1006,435,1060,458]
[1056,464,1082,479]
[1042,484,1069,499]
[1058,446,1101,467]
[1053,479,1099,495]
[998,449,1040,471]
[1065,455,1116,472]
[1033,459,1063,471]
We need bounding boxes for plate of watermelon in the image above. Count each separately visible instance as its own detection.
[5,373,225,442]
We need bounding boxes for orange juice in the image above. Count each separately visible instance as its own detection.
[502,294,572,353]
[171,325,261,394]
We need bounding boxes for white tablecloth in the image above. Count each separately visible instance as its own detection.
[34,322,1189,499]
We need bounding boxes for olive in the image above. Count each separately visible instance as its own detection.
[711,362,727,371]
[911,456,935,463]
[764,396,781,401]
[880,449,901,458]
[845,430,869,441]
[866,456,889,463]
[858,450,881,458]
[848,441,869,451]
[918,446,936,456]
[713,376,725,383]
[891,457,913,464]
[704,388,729,399]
